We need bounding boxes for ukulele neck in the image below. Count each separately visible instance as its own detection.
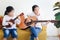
[13,13,24,21]
[13,16,18,21]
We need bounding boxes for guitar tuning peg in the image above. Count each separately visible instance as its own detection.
[21,12,24,15]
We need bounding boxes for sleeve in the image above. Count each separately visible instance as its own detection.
[24,14,28,18]
[2,16,9,26]
[15,18,21,24]
[27,13,32,17]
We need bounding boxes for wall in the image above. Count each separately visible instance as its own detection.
[0,0,60,36]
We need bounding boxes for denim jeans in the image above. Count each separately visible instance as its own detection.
[30,27,41,40]
[3,29,17,38]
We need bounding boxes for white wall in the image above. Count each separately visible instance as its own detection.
[0,0,60,36]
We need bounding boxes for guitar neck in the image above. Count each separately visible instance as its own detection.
[33,20,60,22]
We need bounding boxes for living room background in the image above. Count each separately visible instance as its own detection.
[0,0,60,36]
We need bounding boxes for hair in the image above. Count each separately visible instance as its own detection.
[32,5,39,12]
[4,6,14,15]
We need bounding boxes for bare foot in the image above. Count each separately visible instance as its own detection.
[3,38,7,40]
[13,38,17,40]
[35,37,39,40]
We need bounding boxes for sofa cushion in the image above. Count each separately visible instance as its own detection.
[0,26,47,40]
[0,16,3,29]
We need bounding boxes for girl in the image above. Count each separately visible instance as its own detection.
[2,6,20,40]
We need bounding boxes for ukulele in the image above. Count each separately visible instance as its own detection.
[3,13,24,28]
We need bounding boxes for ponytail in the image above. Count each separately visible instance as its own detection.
[4,11,8,15]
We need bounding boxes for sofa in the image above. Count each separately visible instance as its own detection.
[0,16,47,40]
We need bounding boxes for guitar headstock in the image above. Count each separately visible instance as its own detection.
[13,13,24,20]
[19,13,24,16]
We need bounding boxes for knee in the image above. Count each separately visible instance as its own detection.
[4,30,10,38]
[31,33,38,38]
[34,34,38,38]
[12,30,17,38]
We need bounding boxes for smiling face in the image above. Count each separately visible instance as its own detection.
[32,5,40,16]
[33,7,40,16]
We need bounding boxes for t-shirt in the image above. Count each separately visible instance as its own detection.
[2,15,20,29]
[27,12,42,29]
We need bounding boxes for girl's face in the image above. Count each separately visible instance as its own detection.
[8,10,14,17]
[34,7,40,16]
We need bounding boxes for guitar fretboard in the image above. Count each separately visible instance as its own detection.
[32,20,60,22]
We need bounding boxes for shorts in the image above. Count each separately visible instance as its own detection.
[3,29,17,38]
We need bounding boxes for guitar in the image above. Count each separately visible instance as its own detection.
[3,13,24,28]
[24,16,60,28]
[25,20,60,26]
[18,13,28,29]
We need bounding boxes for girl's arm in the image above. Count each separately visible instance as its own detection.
[15,17,21,24]
[2,16,9,26]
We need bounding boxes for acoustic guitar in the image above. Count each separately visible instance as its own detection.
[18,13,28,29]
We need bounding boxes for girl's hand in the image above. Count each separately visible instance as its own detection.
[18,16,20,20]
[46,21,50,25]
[8,22,13,26]
[25,18,31,23]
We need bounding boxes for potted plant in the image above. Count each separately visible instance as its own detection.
[53,2,60,40]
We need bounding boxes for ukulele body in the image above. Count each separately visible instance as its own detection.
[7,19,15,24]
[5,19,15,28]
